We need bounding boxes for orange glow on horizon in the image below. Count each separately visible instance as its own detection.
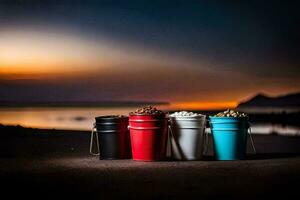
[0,65,67,74]
[0,64,93,79]
[0,65,110,81]
[171,101,238,110]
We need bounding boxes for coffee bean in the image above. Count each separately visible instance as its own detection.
[130,106,164,115]
[214,109,247,117]
[170,111,204,117]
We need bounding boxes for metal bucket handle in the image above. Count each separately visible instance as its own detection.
[203,119,210,155]
[90,122,100,156]
[248,122,256,154]
[167,122,184,160]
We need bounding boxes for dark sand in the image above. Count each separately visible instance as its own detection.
[0,125,300,199]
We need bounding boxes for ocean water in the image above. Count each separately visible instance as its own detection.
[0,106,299,136]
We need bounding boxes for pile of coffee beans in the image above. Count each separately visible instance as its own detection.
[130,106,165,115]
[170,111,204,117]
[215,109,247,117]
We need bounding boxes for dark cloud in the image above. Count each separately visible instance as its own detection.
[0,0,299,102]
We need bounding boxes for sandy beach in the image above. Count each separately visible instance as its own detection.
[1,124,300,199]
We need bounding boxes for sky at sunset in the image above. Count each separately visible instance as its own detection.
[0,0,299,108]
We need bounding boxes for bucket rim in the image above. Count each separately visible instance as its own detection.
[129,113,166,117]
[169,116,206,121]
[96,121,128,125]
[169,115,205,118]
[95,115,128,120]
[129,126,164,130]
[211,128,249,131]
[173,126,205,130]
[129,119,168,122]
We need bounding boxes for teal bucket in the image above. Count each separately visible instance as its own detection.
[209,117,249,160]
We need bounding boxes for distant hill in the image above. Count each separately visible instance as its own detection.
[238,92,300,108]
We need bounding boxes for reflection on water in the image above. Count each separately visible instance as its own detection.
[0,107,299,136]
[0,107,136,131]
[238,107,300,114]
[250,123,300,136]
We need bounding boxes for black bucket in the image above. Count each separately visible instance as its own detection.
[90,115,131,160]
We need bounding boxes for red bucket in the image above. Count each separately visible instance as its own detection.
[129,114,168,161]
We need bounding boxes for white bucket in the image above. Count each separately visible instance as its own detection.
[169,115,206,160]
